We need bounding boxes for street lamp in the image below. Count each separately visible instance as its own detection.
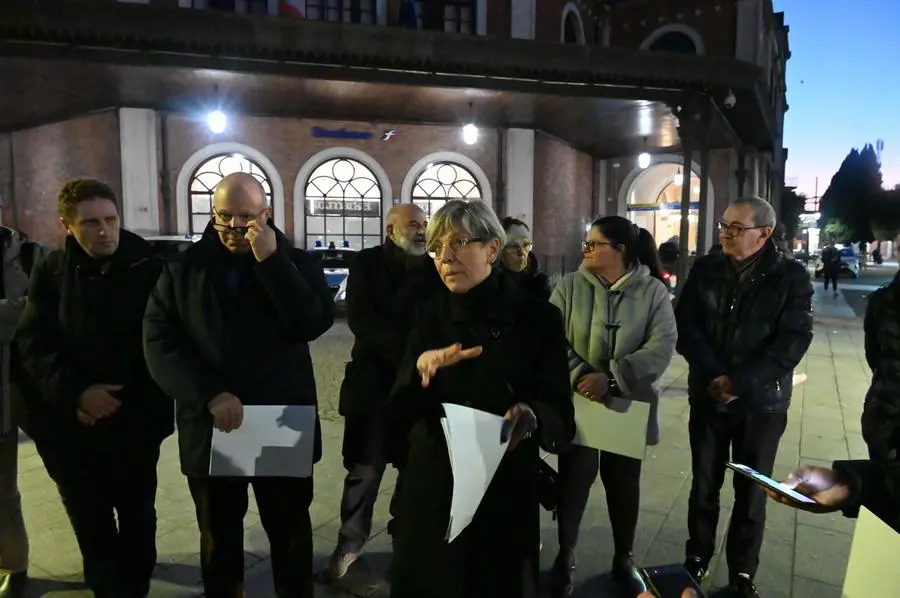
[462,123,479,145]
[207,110,227,134]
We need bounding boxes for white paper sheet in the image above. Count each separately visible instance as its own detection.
[843,506,899,597]
[209,405,316,478]
[440,403,509,543]
[571,393,650,460]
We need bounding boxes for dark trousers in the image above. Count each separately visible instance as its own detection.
[557,444,642,555]
[187,476,314,598]
[42,440,160,598]
[338,412,403,552]
[685,407,787,578]
[823,271,839,291]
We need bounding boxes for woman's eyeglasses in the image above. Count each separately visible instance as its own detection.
[582,240,612,252]
[427,237,484,259]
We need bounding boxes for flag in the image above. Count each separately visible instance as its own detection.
[280,0,305,18]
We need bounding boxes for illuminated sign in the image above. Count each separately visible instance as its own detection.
[310,199,380,218]
[311,127,373,140]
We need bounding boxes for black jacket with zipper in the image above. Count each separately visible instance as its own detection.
[143,221,334,476]
[16,230,171,447]
[675,241,814,413]
[862,271,900,459]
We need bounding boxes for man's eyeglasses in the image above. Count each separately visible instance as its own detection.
[582,240,612,252]
[718,222,766,236]
[427,237,484,259]
[212,208,267,236]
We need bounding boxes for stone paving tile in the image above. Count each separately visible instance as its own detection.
[17,282,871,597]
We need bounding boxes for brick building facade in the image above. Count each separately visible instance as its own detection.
[0,0,790,271]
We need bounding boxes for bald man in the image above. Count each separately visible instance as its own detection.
[323,203,441,581]
[17,179,170,598]
[143,172,334,598]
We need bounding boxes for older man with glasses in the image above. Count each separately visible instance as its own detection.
[143,172,334,598]
[674,197,813,598]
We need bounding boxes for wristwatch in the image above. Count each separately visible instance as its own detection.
[607,376,622,398]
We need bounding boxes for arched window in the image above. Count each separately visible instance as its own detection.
[648,32,699,54]
[411,162,482,217]
[188,153,274,234]
[304,157,383,250]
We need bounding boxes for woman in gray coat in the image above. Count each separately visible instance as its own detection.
[549,216,677,598]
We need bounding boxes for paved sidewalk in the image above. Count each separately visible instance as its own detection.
[15,283,867,597]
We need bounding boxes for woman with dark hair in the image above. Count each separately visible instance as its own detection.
[499,217,551,300]
[548,216,678,598]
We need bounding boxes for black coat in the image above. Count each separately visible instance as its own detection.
[862,271,900,459]
[675,241,814,413]
[501,253,552,301]
[833,459,900,533]
[16,230,171,447]
[339,239,442,416]
[388,271,575,598]
[143,222,334,476]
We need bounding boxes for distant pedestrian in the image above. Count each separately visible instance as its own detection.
[820,243,841,297]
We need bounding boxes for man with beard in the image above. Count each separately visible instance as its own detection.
[16,179,170,598]
[143,172,333,598]
[323,203,441,580]
[675,197,813,598]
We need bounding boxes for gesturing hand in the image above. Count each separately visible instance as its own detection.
[500,403,537,451]
[208,392,244,432]
[245,213,277,262]
[416,343,483,388]
[764,465,851,513]
[77,384,123,420]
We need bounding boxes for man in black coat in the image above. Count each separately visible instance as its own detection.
[861,270,900,461]
[324,203,441,580]
[674,197,813,598]
[143,172,333,598]
[16,179,171,598]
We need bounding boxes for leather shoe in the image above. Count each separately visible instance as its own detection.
[0,571,27,598]
[611,553,649,597]
[549,549,576,598]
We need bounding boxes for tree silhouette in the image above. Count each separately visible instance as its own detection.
[819,144,883,242]
[779,188,805,241]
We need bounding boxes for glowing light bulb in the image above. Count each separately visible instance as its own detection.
[637,152,651,169]
[207,110,227,134]
[462,123,479,145]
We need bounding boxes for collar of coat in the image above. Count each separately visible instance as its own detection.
[447,268,522,325]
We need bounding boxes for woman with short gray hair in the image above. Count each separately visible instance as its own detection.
[387,199,575,598]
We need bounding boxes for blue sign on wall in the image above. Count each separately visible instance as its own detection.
[311,127,373,140]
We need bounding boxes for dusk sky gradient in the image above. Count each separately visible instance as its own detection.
[774,0,899,198]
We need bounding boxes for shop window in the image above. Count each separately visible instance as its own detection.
[304,157,383,250]
[188,153,274,235]
[414,0,477,34]
[411,161,482,217]
[304,0,377,24]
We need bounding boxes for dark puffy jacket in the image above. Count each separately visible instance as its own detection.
[862,271,900,459]
[502,253,552,301]
[674,241,814,413]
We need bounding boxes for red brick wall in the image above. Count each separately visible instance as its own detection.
[3,111,122,248]
[532,134,594,261]
[607,0,737,58]
[162,114,500,239]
